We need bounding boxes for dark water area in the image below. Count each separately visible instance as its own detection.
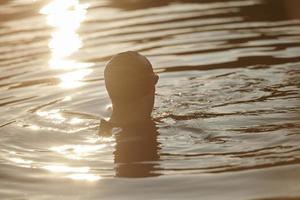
[0,0,300,199]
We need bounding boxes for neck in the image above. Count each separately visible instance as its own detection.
[110,105,152,126]
[109,91,155,126]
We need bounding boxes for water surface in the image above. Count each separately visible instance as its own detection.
[1,0,300,199]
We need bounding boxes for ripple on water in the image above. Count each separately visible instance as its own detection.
[155,62,300,174]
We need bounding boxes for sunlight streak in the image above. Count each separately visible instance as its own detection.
[40,0,93,89]
[69,117,84,124]
[29,124,40,130]
[9,157,33,168]
[43,165,89,173]
[58,69,93,89]
[66,173,102,181]
[42,164,101,181]
[37,109,66,124]
[9,157,32,165]
[62,96,72,101]
[50,144,107,160]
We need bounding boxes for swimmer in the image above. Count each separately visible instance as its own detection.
[99,51,159,135]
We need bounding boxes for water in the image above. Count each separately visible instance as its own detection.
[1,0,300,199]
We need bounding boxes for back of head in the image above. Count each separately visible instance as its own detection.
[104,51,155,104]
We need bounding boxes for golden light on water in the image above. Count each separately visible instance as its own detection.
[49,31,82,58]
[9,157,33,168]
[58,69,93,89]
[42,165,101,181]
[29,124,40,130]
[36,0,118,183]
[8,156,102,181]
[62,96,72,101]
[66,173,102,181]
[69,117,84,124]
[42,165,89,173]
[40,0,93,88]
[37,109,66,124]
[50,144,107,160]
[8,152,34,168]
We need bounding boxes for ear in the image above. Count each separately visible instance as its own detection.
[154,74,159,85]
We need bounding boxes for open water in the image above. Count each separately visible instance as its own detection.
[0,0,300,199]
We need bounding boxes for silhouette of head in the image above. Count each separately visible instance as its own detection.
[104,51,158,125]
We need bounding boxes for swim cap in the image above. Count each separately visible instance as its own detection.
[104,51,156,103]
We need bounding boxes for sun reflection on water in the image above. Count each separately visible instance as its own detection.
[9,157,33,168]
[42,165,89,173]
[42,165,101,181]
[36,0,102,183]
[40,0,93,89]
[8,156,101,181]
[37,109,66,124]
[58,69,93,88]
[66,173,102,181]
[29,124,40,130]
[50,144,107,160]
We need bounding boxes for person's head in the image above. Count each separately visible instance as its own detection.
[104,51,158,123]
